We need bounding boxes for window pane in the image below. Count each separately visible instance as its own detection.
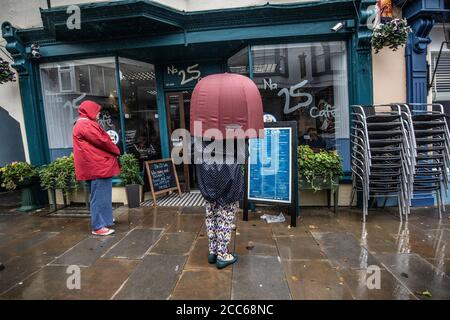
[40,57,121,161]
[228,47,249,76]
[119,58,161,170]
[251,42,350,171]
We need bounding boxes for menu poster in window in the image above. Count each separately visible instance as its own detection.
[244,121,299,226]
[125,130,137,146]
[144,159,181,205]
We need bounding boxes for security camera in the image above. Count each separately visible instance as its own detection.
[331,22,345,33]
[31,50,41,58]
[30,43,41,59]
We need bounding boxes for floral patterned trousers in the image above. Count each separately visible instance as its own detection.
[205,201,238,258]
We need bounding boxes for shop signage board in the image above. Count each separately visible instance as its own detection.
[244,121,299,227]
[144,159,181,205]
[163,62,223,89]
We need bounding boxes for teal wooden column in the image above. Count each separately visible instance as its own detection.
[114,55,127,152]
[351,0,376,208]
[155,64,170,158]
[352,0,376,105]
[2,22,50,166]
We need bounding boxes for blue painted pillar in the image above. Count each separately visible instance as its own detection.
[398,0,444,206]
[398,0,444,109]
[405,17,434,109]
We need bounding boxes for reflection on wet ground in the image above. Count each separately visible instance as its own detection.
[0,205,449,300]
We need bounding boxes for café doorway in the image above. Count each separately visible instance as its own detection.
[165,91,197,192]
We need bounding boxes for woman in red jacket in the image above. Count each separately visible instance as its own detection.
[72,100,121,236]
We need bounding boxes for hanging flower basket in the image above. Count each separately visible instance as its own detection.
[372,18,412,54]
[0,57,16,84]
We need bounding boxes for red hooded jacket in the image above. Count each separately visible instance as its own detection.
[72,101,121,181]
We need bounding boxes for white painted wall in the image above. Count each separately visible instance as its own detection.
[372,47,407,105]
[0,49,29,162]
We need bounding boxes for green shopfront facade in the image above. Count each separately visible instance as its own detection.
[1,0,376,191]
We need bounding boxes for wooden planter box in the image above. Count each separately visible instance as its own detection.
[299,176,340,213]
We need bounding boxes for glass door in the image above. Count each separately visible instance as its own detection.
[165,91,196,192]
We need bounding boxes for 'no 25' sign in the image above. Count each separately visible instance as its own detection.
[163,62,222,88]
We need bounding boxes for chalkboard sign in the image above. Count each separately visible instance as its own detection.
[144,159,181,205]
[244,121,299,226]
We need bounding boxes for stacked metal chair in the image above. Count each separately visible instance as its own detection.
[407,103,450,219]
[350,104,414,222]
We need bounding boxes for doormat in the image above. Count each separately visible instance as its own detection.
[45,203,122,217]
[141,191,207,207]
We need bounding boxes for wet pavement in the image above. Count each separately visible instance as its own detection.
[0,205,450,300]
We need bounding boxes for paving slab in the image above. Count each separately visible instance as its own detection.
[0,251,55,294]
[282,260,353,300]
[426,258,450,278]
[104,228,163,259]
[1,259,138,299]
[311,232,380,269]
[235,228,278,257]
[171,269,232,300]
[0,231,58,262]
[276,235,326,260]
[113,254,186,300]
[51,234,124,267]
[150,232,197,255]
[140,211,178,229]
[231,255,291,300]
[337,268,415,300]
[376,253,450,300]
[184,237,217,270]
[166,215,204,233]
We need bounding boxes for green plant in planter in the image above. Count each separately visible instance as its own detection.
[298,145,343,191]
[372,18,412,54]
[0,161,39,190]
[39,154,78,201]
[119,153,143,186]
[1,161,41,212]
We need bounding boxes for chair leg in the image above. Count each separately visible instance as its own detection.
[349,188,355,208]
[382,196,388,208]
[370,197,377,209]
[440,187,446,213]
[437,191,442,220]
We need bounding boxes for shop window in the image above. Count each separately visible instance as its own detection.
[251,41,350,171]
[40,57,122,161]
[431,51,450,101]
[252,47,289,77]
[118,58,161,171]
[228,47,250,76]
[431,51,450,117]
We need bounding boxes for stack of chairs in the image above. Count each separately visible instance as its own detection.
[407,103,450,219]
[350,104,414,222]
